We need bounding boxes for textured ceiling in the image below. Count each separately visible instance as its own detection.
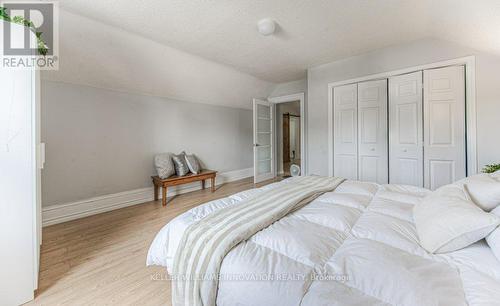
[57,0,500,83]
[42,10,275,110]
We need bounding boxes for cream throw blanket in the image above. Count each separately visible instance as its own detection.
[171,176,345,306]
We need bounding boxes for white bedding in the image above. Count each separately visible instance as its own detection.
[147,179,500,305]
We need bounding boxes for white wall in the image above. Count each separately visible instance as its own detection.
[41,81,253,207]
[269,79,307,98]
[307,38,500,175]
[39,9,290,213]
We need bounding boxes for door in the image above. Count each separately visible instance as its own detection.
[389,71,424,187]
[333,84,358,180]
[282,114,290,164]
[290,116,300,161]
[253,98,274,183]
[357,79,388,184]
[423,66,466,190]
[0,22,39,305]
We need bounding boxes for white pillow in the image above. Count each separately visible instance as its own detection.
[464,173,500,211]
[414,183,500,253]
[486,206,500,261]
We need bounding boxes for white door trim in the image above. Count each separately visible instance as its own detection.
[33,66,41,290]
[268,92,307,175]
[327,56,477,177]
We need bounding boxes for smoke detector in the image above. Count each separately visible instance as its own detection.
[257,18,276,36]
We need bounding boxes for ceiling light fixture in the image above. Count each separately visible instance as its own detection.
[257,18,276,36]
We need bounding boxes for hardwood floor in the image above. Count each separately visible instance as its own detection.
[28,177,279,305]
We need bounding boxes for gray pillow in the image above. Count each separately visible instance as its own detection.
[185,154,201,174]
[154,153,175,179]
[172,152,190,176]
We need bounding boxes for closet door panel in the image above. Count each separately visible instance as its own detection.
[424,66,466,190]
[389,71,424,187]
[334,84,358,180]
[357,79,388,184]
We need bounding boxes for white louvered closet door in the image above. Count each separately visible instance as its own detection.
[423,66,466,190]
[388,71,424,187]
[333,84,358,180]
[357,79,388,184]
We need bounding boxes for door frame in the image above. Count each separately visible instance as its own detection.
[327,56,477,177]
[268,92,306,176]
[33,68,42,290]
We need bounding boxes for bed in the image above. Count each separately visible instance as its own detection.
[147,176,500,306]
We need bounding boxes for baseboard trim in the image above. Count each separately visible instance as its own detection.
[42,167,253,226]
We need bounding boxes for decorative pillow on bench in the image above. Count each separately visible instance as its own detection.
[172,152,190,176]
[185,153,201,174]
[154,153,175,179]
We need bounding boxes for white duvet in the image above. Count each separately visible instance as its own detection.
[147,179,500,305]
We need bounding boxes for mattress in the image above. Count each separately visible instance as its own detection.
[147,179,500,305]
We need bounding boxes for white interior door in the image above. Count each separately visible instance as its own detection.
[389,71,424,187]
[333,84,358,180]
[357,79,388,183]
[424,66,466,190]
[0,22,38,305]
[253,98,274,183]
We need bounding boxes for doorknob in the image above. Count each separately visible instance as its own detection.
[370,148,375,151]
[254,144,260,147]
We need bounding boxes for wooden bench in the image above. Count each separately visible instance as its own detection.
[151,170,217,206]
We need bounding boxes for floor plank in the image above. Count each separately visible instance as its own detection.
[27,177,278,305]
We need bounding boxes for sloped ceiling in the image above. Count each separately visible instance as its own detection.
[57,0,500,83]
[45,0,500,108]
[42,10,275,109]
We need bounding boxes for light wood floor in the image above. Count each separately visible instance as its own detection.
[28,177,279,306]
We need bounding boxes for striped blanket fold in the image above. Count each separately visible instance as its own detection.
[171,175,345,306]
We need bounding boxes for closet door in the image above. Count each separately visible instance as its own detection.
[423,66,466,190]
[333,84,358,180]
[357,79,388,183]
[389,71,424,187]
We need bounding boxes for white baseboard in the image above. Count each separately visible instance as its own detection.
[42,167,253,227]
